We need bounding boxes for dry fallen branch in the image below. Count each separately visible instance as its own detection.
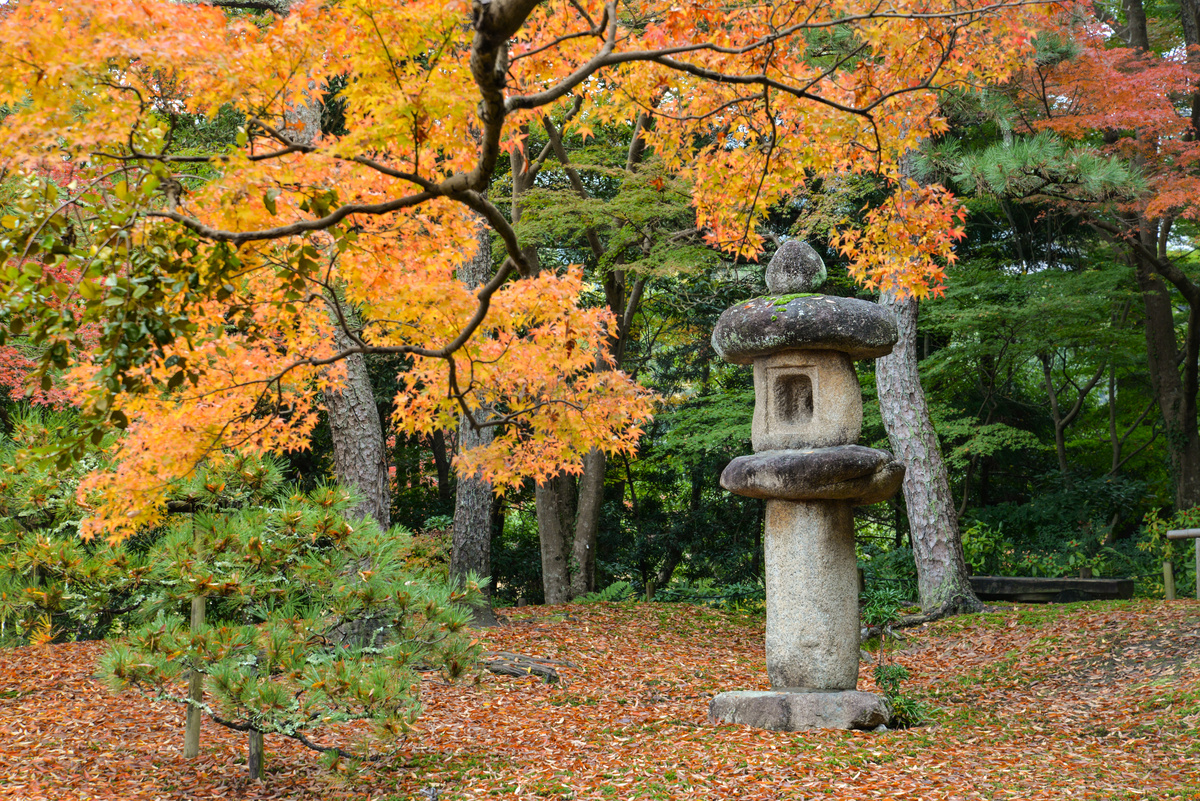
[482,651,578,683]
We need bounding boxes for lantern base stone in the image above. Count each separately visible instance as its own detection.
[708,690,892,731]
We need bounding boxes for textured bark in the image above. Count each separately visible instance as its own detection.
[536,472,576,604]
[1184,0,1200,54]
[1132,255,1200,508]
[524,115,654,601]
[512,129,579,603]
[431,429,452,504]
[279,29,392,530]
[325,323,390,529]
[451,222,499,626]
[876,293,982,615]
[452,417,497,626]
[1184,0,1200,149]
[569,448,605,597]
[247,730,264,781]
[1099,0,1200,510]
[1123,0,1151,51]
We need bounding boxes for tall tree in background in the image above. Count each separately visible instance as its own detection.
[877,290,981,613]
[513,109,711,601]
[451,220,499,624]
[807,162,982,613]
[959,0,1200,508]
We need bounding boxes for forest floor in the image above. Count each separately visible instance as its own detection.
[1,600,1198,800]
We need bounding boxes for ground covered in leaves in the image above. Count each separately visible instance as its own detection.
[2,600,1198,800]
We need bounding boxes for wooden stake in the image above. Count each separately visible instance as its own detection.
[184,594,205,758]
[1164,560,1176,601]
[248,729,264,780]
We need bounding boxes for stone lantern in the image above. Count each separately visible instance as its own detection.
[708,240,904,731]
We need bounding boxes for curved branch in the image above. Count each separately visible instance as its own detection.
[147,192,436,244]
[506,2,1023,115]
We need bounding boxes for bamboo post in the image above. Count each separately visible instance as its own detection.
[1164,560,1176,601]
[1166,528,1200,601]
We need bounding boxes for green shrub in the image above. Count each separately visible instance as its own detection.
[0,407,138,644]
[576,581,633,604]
[1140,507,1200,597]
[967,472,1154,581]
[101,482,483,761]
[655,578,765,613]
[860,584,928,729]
[857,542,918,601]
[0,422,295,644]
[0,405,483,763]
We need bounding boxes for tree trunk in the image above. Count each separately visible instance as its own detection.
[535,440,608,603]
[451,221,498,626]
[432,429,452,504]
[569,448,605,596]
[524,116,653,602]
[1123,0,1151,51]
[279,35,391,531]
[1132,255,1200,507]
[325,325,390,529]
[536,472,576,604]
[511,134,581,603]
[452,418,497,626]
[876,292,983,615]
[183,593,205,758]
[1038,352,1107,484]
[1039,353,1072,477]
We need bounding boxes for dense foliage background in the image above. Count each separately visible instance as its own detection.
[2,0,1198,640]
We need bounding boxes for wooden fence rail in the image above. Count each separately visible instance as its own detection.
[1166,528,1200,601]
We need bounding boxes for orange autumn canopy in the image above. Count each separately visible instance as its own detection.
[0,0,1046,539]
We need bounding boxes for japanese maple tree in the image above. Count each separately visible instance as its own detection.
[954,0,1200,507]
[0,0,1045,540]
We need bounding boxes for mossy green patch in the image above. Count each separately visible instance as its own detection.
[771,292,820,305]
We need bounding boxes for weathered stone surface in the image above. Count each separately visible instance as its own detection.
[764,500,859,689]
[722,446,905,505]
[765,240,827,294]
[751,350,862,450]
[709,690,892,731]
[708,268,903,728]
[712,295,898,364]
